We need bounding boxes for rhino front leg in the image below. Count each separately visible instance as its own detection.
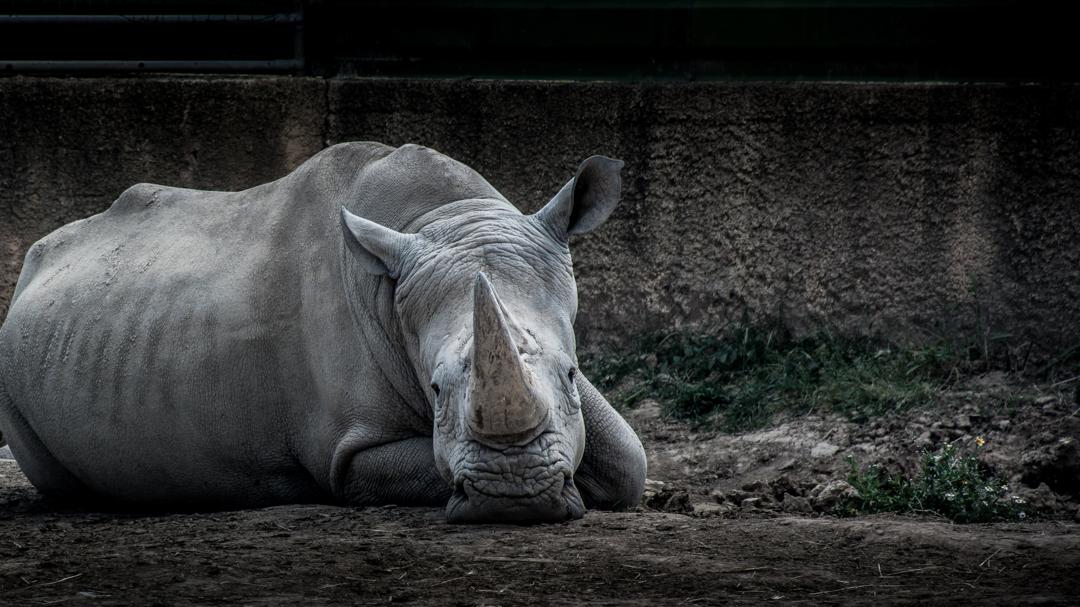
[575,373,647,510]
[339,437,452,507]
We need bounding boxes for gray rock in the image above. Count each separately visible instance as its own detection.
[1020,438,1080,497]
[740,479,769,493]
[644,478,666,492]
[810,480,860,512]
[0,445,12,459]
[721,489,750,505]
[645,488,694,513]
[914,430,934,449]
[781,495,813,514]
[771,475,799,499]
[1022,482,1062,513]
[693,501,733,517]
[810,442,841,458]
[777,458,798,471]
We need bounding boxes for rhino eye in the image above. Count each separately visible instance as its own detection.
[567,368,577,382]
[430,382,441,397]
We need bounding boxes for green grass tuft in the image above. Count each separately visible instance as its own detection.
[581,323,960,431]
[839,443,1024,523]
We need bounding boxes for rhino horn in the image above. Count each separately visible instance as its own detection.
[468,273,546,441]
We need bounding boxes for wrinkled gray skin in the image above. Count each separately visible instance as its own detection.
[0,142,646,523]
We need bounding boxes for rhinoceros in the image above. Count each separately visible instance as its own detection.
[0,142,646,523]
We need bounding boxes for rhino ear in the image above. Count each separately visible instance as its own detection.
[536,155,624,239]
[340,207,414,278]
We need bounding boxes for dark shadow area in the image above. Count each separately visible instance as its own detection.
[1,1,1079,80]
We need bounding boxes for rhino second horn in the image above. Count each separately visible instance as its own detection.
[468,273,546,441]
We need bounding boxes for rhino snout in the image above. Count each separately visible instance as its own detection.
[446,467,585,524]
[443,433,585,524]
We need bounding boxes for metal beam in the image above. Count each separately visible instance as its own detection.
[2,60,303,72]
[0,13,303,25]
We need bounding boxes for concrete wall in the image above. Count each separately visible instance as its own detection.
[2,77,1078,356]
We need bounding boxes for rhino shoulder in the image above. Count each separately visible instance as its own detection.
[104,182,201,217]
[11,211,105,306]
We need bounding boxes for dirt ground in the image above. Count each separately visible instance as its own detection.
[2,375,1079,606]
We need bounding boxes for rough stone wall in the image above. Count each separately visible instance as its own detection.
[2,77,1078,355]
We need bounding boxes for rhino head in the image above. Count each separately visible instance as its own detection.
[340,155,623,523]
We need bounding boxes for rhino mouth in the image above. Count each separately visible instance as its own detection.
[444,436,585,524]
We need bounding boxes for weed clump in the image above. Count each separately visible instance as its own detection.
[582,324,958,431]
[839,443,1024,523]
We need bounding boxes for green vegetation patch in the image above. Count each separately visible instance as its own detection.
[839,443,1024,523]
[582,324,959,432]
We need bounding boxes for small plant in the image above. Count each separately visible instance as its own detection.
[581,323,961,431]
[840,441,1024,523]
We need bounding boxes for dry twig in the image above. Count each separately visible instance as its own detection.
[430,570,475,586]
[28,573,83,589]
[979,548,1003,568]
